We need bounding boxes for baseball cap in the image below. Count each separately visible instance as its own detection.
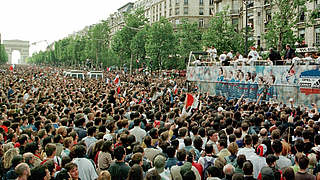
[218,107,224,112]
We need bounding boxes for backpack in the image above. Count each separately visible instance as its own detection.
[202,156,215,180]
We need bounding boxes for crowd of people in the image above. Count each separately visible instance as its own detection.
[205,44,320,66]
[0,64,319,180]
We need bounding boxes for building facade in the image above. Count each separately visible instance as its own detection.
[107,0,320,50]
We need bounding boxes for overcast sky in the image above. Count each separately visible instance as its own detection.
[0,0,132,54]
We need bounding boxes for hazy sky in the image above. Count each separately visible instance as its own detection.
[0,0,132,54]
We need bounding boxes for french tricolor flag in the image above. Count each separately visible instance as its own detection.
[185,93,199,109]
[114,75,120,86]
[173,85,178,95]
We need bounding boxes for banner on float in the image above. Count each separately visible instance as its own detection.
[187,65,320,105]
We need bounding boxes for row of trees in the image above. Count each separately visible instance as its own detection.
[0,44,8,64]
[29,0,313,70]
[29,9,251,70]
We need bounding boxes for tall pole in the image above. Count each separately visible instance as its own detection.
[245,0,248,56]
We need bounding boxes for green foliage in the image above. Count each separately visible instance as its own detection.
[0,44,8,64]
[175,19,202,69]
[145,17,176,70]
[111,9,148,67]
[202,10,252,55]
[263,0,309,51]
[30,20,112,68]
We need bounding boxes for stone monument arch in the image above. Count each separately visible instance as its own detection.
[3,40,29,64]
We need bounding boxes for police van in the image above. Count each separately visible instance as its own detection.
[64,70,85,79]
[87,71,103,79]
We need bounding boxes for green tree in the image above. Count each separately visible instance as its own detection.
[111,9,148,68]
[130,26,149,69]
[264,0,310,51]
[202,10,251,55]
[87,20,110,68]
[0,44,8,64]
[145,17,176,71]
[175,19,202,69]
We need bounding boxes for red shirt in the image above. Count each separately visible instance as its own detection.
[192,162,203,179]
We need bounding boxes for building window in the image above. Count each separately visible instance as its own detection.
[176,19,180,25]
[170,0,172,7]
[200,0,204,5]
[232,18,239,31]
[232,18,239,26]
[175,8,180,15]
[176,0,179,5]
[184,7,188,14]
[248,18,254,29]
[232,0,239,13]
[184,0,188,5]
[209,0,214,5]
[299,6,305,22]
[209,8,214,15]
[298,28,305,40]
[169,9,172,16]
[199,19,204,27]
[199,8,204,15]
[248,0,254,8]
[316,27,320,45]
[317,0,320,8]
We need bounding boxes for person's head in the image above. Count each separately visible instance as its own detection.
[97,170,111,180]
[101,140,113,153]
[282,167,295,180]
[236,155,246,169]
[65,162,79,180]
[207,166,222,178]
[232,173,244,180]
[184,136,192,146]
[223,164,235,177]
[218,139,227,151]
[145,169,161,180]
[23,152,35,166]
[271,139,282,154]
[3,147,19,169]
[30,165,50,180]
[182,170,196,180]
[87,126,97,137]
[298,155,309,170]
[205,144,214,154]
[244,135,252,146]
[177,149,187,161]
[242,161,253,176]
[266,154,278,167]
[228,142,238,155]
[45,143,56,157]
[15,162,31,178]
[127,164,143,180]
[70,144,86,158]
[166,146,176,158]
[63,137,73,149]
[114,146,126,161]
[153,154,166,174]
[131,152,143,165]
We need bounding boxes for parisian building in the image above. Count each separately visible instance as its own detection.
[107,0,320,50]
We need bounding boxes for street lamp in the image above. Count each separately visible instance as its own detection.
[124,24,144,75]
[244,0,249,56]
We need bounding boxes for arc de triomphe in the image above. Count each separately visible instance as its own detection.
[3,40,29,64]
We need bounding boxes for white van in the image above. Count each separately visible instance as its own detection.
[87,71,103,79]
[65,70,85,79]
